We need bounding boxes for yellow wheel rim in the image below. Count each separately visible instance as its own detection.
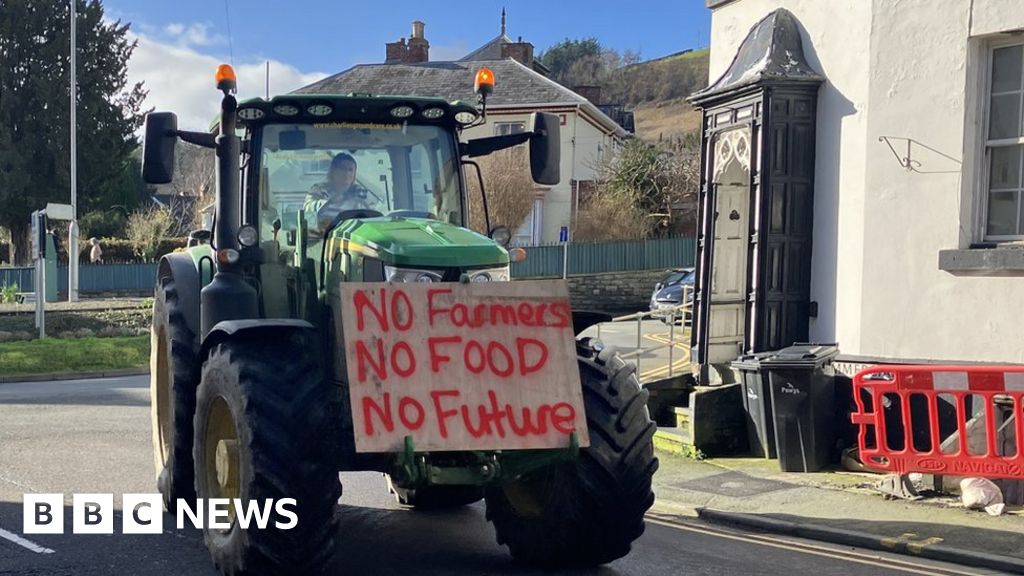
[154,325,171,466]
[204,396,240,526]
[502,471,550,518]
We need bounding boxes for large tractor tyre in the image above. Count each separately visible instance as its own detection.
[194,334,342,576]
[151,276,197,512]
[485,339,658,568]
[386,476,483,509]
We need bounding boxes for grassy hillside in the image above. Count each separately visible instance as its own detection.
[603,49,709,144]
[632,97,704,144]
[604,49,709,108]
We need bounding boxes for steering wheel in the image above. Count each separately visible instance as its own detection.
[323,209,384,236]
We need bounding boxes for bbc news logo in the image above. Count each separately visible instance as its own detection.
[23,494,298,534]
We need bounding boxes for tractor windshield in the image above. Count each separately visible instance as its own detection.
[258,122,462,236]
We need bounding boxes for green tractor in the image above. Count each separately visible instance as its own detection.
[144,64,657,575]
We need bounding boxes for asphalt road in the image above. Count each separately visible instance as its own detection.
[580,318,690,383]
[0,375,995,576]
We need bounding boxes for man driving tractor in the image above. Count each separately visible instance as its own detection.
[303,152,381,231]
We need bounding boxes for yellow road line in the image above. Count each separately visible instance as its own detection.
[645,516,981,576]
[640,355,689,380]
[639,351,687,376]
[638,334,691,379]
[639,353,689,378]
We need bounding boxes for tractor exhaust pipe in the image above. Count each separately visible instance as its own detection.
[201,65,258,337]
[215,92,240,253]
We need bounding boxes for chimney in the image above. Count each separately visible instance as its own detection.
[406,20,429,63]
[385,37,407,64]
[501,37,534,67]
[573,85,602,105]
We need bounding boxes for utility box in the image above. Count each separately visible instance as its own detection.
[764,344,839,472]
[45,233,57,302]
[732,352,778,459]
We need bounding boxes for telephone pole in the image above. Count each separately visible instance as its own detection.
[69,0,79,302]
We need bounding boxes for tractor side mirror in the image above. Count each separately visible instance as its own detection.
[142,112,178,184]
[529,112,560,186]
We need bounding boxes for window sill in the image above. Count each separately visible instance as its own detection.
[938,244,1024,276]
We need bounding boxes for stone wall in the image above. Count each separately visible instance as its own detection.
[562,268,668,313]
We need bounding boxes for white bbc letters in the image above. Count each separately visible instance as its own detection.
[73,493,114,534]
[122,494,164,534]
[20,493,297,534]
[23,493,64,534]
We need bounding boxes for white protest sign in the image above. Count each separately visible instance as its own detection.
[340,279,589,453]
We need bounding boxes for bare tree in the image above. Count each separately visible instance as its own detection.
[170,142,215,232]
[126,205,173,261]
[466,148,536,236]
[0,226,11,265]
[575,137,700,241]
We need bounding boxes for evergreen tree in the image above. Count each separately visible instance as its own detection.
[0,0,147,264]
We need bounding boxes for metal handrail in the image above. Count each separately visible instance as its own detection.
[595,286,692,381]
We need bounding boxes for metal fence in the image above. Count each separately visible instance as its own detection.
[0,236,696,292]
[511,236,696,278]
[595,288,693,383]
[0,267,33,292]
[0,263,158,293]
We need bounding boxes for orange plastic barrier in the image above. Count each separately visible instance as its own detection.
[851,365,1024,479]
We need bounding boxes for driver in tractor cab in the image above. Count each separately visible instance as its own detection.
[303,152,381,233]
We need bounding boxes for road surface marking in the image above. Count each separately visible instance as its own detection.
[645,516,980,576]
[0,527,55,554]
[639,334,691,380]
[906,537,944,554]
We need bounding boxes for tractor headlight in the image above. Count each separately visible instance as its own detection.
[384,266,444,283]
[469,266,510,283]
[237,225,258,247]
[421,107,445,120]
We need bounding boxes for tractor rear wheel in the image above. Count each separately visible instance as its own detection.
[193,332,342,575]
[484,339,658,568]
[386,476,483,509]
[151,276,197,511]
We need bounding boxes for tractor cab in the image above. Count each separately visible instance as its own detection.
[249,103,506,302]
[142,65,558,332]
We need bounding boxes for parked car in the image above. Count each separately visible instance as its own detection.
[650,268,695,324]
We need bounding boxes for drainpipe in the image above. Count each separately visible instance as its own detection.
[570,104,580,240]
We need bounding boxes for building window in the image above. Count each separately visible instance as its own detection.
[985,43,1024,239]
[494,122,525,136]
[302,156,332,175]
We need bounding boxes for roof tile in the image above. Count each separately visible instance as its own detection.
[295,59,587,107]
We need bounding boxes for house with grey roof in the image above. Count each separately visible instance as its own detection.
[296,17,629,245]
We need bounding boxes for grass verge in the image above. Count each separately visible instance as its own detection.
[0,335,150,377]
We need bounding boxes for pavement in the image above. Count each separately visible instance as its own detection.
[0,297,149,315]
[650,452,1024,573]
[0,374,987,575]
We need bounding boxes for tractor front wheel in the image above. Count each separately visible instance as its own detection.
[151,276,197,511]
[485,339,658,568]
[193,332,342,575]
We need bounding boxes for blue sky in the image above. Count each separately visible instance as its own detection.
[107,0,711,73]
[105,1,711,130]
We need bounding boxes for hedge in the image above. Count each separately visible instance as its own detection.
[76,237,189,263]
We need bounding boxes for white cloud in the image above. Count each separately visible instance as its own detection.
[160,22,224,48]
[183,23,222,47]
[126,29,327,131]
[163,23,184,36]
